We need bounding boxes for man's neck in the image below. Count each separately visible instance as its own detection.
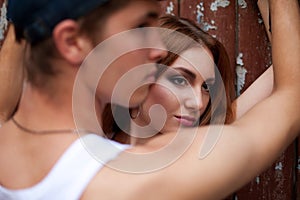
[15,83,76,131]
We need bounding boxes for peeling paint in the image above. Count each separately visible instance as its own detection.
[0,1,8,41]
[202,21,217,31]
[210,0,230,11]
[236,53,244,66]
[256,176,260,184]
[166,1,175,16]
[238,0,247,9]
[196,4,217,32]
[258,13,264,24]
[196,2,205,24]
[236,53,247,96]
[202,23,217,31]
[275,162,283,171]
[236,66,247,96]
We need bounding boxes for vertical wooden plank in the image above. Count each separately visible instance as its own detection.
[159,0,179,16]
[179,0,236,79]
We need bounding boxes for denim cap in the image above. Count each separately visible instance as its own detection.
[7,0,110,44]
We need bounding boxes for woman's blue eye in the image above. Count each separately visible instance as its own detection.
[169,76,189,86]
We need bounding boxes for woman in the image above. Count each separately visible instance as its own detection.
[135,16,236,130]
[104,15,270,144]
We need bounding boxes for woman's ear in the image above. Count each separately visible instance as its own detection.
[53,20,93,65]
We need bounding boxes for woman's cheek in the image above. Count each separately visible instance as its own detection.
[147,84,180,113]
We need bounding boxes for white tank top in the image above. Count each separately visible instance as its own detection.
[0,134,128,200]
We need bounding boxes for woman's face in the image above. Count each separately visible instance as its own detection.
[137,47,215,133]
[95,0,167,108]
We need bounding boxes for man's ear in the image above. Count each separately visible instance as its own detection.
[53,20,93,65]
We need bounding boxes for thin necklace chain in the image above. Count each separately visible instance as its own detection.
[11,117,91,134]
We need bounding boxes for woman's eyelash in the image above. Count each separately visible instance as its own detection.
[202,82,215,92]
[202,83,209,91]
[169,76,189,86]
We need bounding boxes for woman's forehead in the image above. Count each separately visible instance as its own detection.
[172,48,215,78]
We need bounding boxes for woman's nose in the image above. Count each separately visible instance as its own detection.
[184,89,204,112]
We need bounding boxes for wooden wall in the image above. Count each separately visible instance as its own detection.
[1,0,299,199]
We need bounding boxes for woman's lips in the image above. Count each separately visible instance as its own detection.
[174,115,196,127]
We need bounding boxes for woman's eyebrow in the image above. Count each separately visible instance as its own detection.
[172,67,196,80]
